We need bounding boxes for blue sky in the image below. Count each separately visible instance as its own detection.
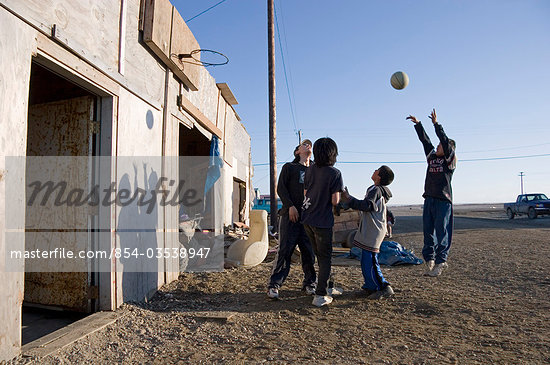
[173,0,550,205]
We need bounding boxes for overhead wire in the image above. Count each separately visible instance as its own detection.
[186,0,230,23]
[274,3,299,137]
[276,0,299,135]
[340,142,550,155]
[253,153,550,166]
[253,152,296,184]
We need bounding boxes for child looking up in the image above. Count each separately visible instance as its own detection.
[341,165,395,299]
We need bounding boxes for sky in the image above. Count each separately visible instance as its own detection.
[172,0,550,205]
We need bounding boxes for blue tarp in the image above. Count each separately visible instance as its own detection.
[345,241,423,266]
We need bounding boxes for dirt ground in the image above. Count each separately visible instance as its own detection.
[13,205,550,364]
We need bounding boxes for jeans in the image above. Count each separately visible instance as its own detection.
[268,214,316,289]
[303,224,333,296]
[422,196,453,264]
[360,250,389,292]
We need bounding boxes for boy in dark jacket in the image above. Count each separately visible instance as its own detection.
[267,140,316,299]
[301,137,344,307]
[407,109,457,277]
[341,165,395,299]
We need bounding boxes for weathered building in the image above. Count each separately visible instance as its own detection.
[0,0,252,360]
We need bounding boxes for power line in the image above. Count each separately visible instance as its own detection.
[253,152,295,183]
[340,142,550,156]
[459,142,550,154]
[274,4,298,135]
[186,0,229,23]
[278,0,299,134]
[252,153,550,166]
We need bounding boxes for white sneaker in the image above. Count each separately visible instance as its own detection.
[312,295,333,307]
[427,262,448,277]
[304,285,316,295]
[424,260,435,275]
[327,287,343,296]
[267,287,279,299]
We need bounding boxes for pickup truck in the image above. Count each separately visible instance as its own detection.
[504,193,550,219]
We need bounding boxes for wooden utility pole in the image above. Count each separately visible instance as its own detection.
[268,0,277,230]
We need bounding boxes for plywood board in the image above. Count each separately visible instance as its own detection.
[217,83,238,105]
[21,311,120,358]
[143,0,173,65]
[178,93,222,138]
[0,8,37,361]
[25,96,94,312]
[0,0,120,71]
[169,7,200,91]
[223,106,235,166]
[215,90,226,131]
[123,0,166,107]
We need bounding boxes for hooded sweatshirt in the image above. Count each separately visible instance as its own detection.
[348,184,392,253]
[414,122,457,203]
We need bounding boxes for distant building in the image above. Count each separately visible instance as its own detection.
[253,189,283,212]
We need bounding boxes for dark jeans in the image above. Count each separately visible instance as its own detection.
[304,224,333,296]
[268,214,316,290]
[422,197,453,264]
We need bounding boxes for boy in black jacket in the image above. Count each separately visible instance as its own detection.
[302,137,344,307]
[267,140,316,299]
[407,109,457,277]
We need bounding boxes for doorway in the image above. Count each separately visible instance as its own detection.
[22,61,105,344]
[232,178,246,224]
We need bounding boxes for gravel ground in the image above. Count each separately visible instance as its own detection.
[12,206,550,364]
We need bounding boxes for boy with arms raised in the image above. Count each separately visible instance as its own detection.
[407,109,457,277]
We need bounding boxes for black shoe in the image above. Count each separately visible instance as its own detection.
[362,288,376,296]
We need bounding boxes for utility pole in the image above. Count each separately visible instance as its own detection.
[519,172,525,195]
[268,0,277,230]
[298,130,302,144]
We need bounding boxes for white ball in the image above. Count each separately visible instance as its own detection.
[390,71,409,90]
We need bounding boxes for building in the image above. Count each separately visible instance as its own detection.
[0,0,252,360]
[253,189,283,213]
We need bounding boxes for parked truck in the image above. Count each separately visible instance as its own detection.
[504,193,550,219]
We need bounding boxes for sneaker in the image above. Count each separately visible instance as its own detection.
[424,260,435,275]
[427,262,448,277]
[367,285,394,300]
[327,287,343,296]
[267,287,279,299]
[303,285,316,295]
[312,295,333,307]
[362,287,376,296]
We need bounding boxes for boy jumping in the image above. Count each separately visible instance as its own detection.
[407,109,457,277]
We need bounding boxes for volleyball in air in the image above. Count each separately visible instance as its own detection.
[390,71,409,90]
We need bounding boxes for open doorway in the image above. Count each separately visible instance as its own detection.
[178,123,211,224]
[22,61,105,345]
[232,178,247,224]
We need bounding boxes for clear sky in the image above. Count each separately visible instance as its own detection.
[173,0,550,205]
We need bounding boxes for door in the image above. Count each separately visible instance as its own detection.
[25,95,97,312]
